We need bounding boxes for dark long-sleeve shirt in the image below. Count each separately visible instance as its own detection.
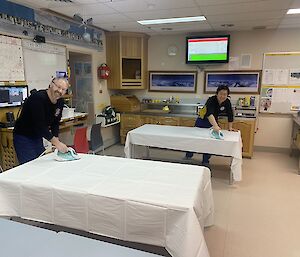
[14,90,64,141]
[199,95,234,122]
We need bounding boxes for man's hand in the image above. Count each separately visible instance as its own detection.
[229,127,239,132]
[213,125,221,132]
[55,141,69,153]
[51,137,69,153]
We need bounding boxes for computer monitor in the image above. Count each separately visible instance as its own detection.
[0,86,28,108]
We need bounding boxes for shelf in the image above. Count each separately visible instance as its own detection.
[122,79,142,83]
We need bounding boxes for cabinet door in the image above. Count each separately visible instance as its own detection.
[179,117,196,127]
[121,114,141,128]
[122,36,142,58]
[233,121,255,157]
[158,116,180,126]
[140,115,159,125]
[218,119,227,129]
[0,131,18,171]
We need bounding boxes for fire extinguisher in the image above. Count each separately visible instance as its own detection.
[98,63,110,79]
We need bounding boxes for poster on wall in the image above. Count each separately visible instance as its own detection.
[289,69,300,85]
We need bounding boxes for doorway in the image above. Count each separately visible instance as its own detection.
[68,51,94,123]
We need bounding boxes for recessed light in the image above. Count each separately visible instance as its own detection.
[137,16,206,25]
[287,8,300,14]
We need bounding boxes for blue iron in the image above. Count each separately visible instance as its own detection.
[209,128,224,140]
[54,147,80,161]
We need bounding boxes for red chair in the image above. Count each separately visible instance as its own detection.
[72,127,89,154]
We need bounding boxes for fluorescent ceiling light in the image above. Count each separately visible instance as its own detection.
[137,16,206,25]
[287,8,300,14]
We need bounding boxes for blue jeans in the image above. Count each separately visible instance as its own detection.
[13,134,45,164]
[185,117,212,163]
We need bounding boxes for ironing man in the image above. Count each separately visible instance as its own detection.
[13,77,69,164]
[185,85,237,166]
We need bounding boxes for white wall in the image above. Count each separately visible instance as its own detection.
[132,28,300,149]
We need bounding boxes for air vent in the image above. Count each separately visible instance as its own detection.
[161,28,173,31]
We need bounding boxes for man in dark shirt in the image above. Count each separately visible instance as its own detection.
[185,85,236,165]
[13,77,69,164]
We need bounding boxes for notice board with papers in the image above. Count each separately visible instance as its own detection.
[260,52,300,114]
[0,35,25,81]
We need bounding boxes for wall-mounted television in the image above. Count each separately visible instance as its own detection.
[186,35,230,64]
[0,86,28,108]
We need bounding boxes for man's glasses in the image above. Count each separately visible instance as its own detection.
[51,80,68,93]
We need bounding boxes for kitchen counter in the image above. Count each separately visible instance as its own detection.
[121,111,257,120]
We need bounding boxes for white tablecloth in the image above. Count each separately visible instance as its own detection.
[0,218,163,257]
[124,124,243,181]
[0,154,214,257]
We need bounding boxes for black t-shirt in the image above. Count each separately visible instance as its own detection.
[14,90,64,140]
[202,95,234,122]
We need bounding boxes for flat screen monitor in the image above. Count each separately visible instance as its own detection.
[0,86,28,108]
[186,35,230,64]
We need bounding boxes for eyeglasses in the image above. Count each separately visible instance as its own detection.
[51,80,68,93]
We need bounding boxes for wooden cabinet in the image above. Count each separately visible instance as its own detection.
[232,120,255,158]
[120,114,141,144]
[0,129,18,171]
[158,116,180,126]
[218,119,255,158]
[106,32,149,90]
[179,117,196,127]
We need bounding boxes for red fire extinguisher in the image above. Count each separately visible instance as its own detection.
[98,63,110,79]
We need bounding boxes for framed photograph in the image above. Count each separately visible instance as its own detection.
[204,70,261,94]
[149,71,197,93]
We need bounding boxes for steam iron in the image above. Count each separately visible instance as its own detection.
[209,128,224,140]
[54,147,80,161]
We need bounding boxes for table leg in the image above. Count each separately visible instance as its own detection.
[145,146,150,158]
[298,156,300,175]
[131,144,135,159]
[229,157,233,185]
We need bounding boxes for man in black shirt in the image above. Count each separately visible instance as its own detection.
[185,85,236,165]
[14,78,69,164]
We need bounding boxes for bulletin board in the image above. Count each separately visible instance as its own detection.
[260,52,300,114]
[0,35,25,81]
[22,39,67,92]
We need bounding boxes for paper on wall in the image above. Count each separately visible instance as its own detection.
[274,69,289,85]
[289,69,300,85]
[262,69,275,84]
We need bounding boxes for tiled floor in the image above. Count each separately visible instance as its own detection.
[104,144,300,257]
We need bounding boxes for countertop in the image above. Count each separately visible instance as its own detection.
[121,111,257,120]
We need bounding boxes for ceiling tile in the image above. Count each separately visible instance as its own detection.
[200,0,293,16]
[51,2,117,17]
[92,13,133,24]
[125,8,203,20]
[206,10,286,23]
[195,0,260,6]
[211,19,281,30]
[280,16,300,25]
[289,0,300,8]
[102,0,197,13]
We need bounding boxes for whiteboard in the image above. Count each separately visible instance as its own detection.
[22,39,67,92]
[0,35,25,81]
[260,52,300,114]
